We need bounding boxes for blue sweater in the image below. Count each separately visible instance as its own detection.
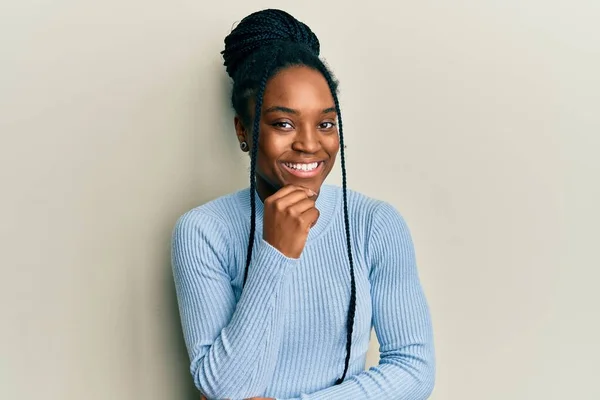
[171,185,435,399]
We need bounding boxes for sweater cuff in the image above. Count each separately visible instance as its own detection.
[243,238,300,288]
[257,237,301,262]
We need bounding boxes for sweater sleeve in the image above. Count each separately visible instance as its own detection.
[172,209,299,400]
[280,201,435,400]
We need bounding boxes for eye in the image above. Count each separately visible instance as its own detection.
[271,121,294,130]
[319,121,336,130]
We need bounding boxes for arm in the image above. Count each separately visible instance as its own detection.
[172,210,298,399]
[280,202,435,400]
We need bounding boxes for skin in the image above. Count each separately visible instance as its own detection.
[235,65,340,259]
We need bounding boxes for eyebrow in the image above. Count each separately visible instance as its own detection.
[263,106,337,115]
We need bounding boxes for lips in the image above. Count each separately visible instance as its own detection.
[281,161,324,178]
[283,161,320,171]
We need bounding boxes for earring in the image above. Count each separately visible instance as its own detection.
[240,141,249,152]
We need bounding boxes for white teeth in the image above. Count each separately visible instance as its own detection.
[285,162,319,171]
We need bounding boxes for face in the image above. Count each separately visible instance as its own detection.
[235,65,339,197]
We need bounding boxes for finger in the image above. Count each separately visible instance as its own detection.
[271,189,314,211]
[301,207,320,229]
[288,197,317,216]
[267,184,314,203]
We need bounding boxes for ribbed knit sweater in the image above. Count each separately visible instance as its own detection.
[171,184,435,400]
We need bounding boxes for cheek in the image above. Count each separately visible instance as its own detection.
[325,134,340,156]
[256,131,286,172]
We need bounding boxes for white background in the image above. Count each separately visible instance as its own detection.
[1,1,599,399]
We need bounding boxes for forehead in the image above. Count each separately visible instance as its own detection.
[263,66,334,110]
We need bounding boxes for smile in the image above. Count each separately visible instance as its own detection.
[281,161,324,178]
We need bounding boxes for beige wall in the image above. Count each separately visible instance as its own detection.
[1,1,599,399]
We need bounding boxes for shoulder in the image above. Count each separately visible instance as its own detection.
[172,189,247,242]
[322,185,411,257]
[330,189,417,270]
[331,186,413,254]
[325,184,405,226]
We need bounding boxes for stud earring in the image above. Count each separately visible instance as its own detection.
[240,141,249,152]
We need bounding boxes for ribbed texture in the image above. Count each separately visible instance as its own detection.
[171,185,435,400]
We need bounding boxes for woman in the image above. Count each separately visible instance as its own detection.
[172,9,435,400]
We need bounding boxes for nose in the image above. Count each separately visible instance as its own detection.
[291,124,320,154]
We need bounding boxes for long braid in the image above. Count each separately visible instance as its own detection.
[320,68,357,384]
[243,50,279,287]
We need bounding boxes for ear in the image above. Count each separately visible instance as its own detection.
[234,115,250,152]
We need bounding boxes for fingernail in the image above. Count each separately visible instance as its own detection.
[308,189,316,196]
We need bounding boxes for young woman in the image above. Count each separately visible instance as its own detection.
[172,9,435,400]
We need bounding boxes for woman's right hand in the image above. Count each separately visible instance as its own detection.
[263,185,319,259]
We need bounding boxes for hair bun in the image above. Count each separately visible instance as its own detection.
[222,9,320,79]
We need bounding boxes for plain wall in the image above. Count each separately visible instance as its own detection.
[1,1,598,399]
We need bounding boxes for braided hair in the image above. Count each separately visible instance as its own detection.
[221,9,356,385]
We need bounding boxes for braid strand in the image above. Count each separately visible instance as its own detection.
[242,49,280,286]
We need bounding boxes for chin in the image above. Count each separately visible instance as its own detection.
[270,166,329,193]
[296,180,323,193]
